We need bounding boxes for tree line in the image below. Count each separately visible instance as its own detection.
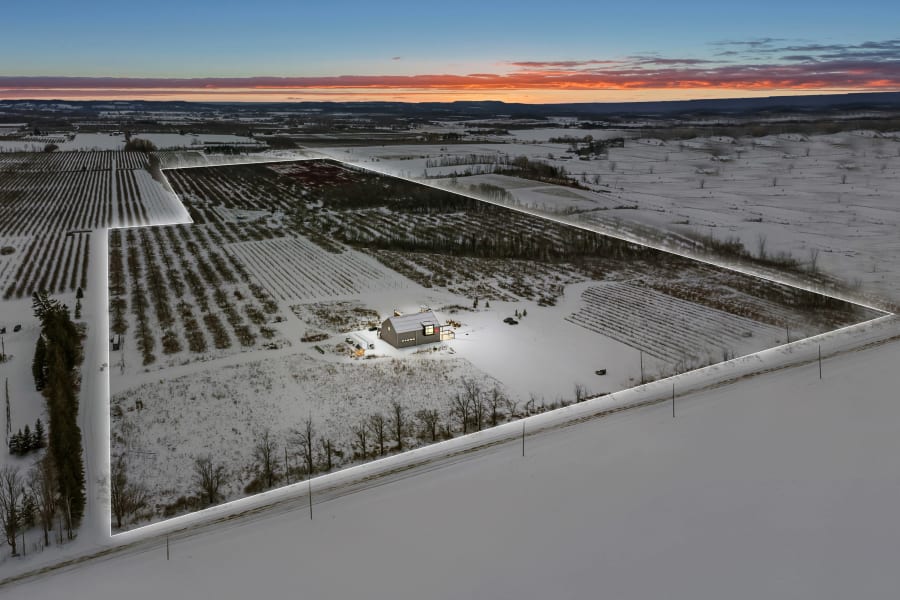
[31,291,86,538]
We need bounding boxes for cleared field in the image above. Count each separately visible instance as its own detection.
[566,282,784,365]
[227,235,407,302]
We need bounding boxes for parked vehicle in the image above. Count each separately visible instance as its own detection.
[13,324,21,332]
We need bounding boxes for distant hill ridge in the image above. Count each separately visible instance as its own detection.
[2,91,900,119]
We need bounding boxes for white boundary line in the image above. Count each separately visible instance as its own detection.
[0,150,896,585]
[66,152,900,555]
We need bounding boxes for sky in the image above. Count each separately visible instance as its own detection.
[2,0,899,103]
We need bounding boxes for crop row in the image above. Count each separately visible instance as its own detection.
[0,151,148,172]
[3,231,89,300]
[0,153,189,300]
[565,282,782,365]
[110,221,283,367]
[227,236,399,302]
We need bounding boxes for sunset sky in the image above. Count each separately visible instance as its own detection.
[3,0,899,103]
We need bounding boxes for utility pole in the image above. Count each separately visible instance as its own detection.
[640,350,644,385]
[818,345,822,380]
[5,378,10,446]
[308,476,313,520]
[521,419,526,457]
[672,384,675,418]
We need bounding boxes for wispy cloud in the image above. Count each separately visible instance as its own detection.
[711,37,786,48]
[3,39,899,101]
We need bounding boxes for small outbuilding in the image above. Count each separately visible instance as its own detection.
[380,311,442,348]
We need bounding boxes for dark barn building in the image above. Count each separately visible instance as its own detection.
[380,311,442,348]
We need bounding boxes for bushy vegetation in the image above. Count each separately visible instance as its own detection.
[123,138,158,152]
[496,155,586,188]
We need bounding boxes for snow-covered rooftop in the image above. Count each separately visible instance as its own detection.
[385,310,440,332]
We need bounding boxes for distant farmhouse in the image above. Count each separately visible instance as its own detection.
[380,310,447,348]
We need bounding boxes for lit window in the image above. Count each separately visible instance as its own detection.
[423,324,434,336]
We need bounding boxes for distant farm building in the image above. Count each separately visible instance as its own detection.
[380,311,447,348]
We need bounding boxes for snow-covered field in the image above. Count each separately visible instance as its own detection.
[6,316,900,599]
[317,129,900,306]
[0,136,895,587]
[100,158,877,530]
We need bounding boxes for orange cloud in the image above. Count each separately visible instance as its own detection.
[2,57,899,102]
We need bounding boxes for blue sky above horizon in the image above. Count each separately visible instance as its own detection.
[3,0,899,102]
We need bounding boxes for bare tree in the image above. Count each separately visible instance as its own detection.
[290,416,316,478]
[808,248,820,273]
[574,383,589,403]
[253,429,279,489]
[505,395,519,419]
[193,455,228,506]
[110,454,148,529]
[0,465,22,555]
[451,393,472,434]
[29,455,57,547]
[389,401,406,452]
[756,233,768,260]
[483,387,506,427]
[352,420,369,460]
[369,413,387,456]
[318,438,334,472]
[463,379,483,431]
[416,408,441,442]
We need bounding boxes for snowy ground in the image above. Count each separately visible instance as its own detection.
[5,316,900,599]
[316,129,900,306]
[102,157,874,528]
[0,145,896,597]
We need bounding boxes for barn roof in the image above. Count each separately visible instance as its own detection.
[385,311,440,333]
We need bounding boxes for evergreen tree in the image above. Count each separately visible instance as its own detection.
[74,298,82,320]
[33,291,85,532]
[22,424,32,453]
[32,336,47,391]
[31,290,62,321]
[75,287,84,300]
[9,430,22,455]
[522,309,527,317]
[33,419,45,449]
